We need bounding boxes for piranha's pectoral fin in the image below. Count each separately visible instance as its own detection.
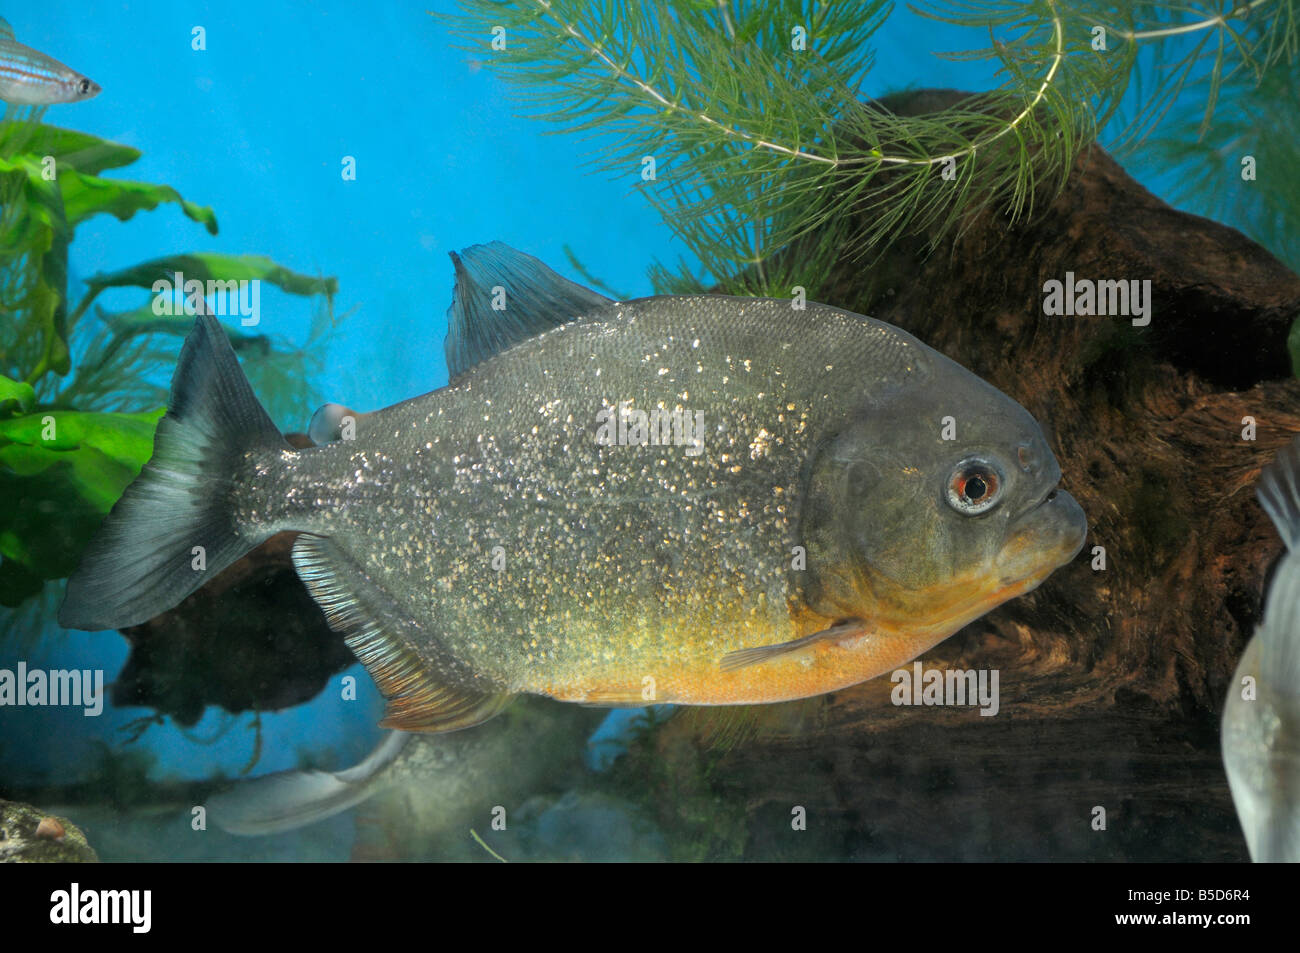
[445,241,613,382]
[293,535,513,733]
[718,620,867,673]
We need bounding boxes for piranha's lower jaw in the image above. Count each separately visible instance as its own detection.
[888,487,1087,644]
[994,487,1088,590]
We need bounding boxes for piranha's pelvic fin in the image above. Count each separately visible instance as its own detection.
[444,241,612,382]
[208,731,411,835]
[718,620,868,672]
[58,314,290,631]
[291,535,514,732]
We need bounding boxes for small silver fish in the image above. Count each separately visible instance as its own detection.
[1223,437,1300,861]
[0,17,99,106]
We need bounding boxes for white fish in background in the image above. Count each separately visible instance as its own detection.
[1223,437,1300,861]
[0,17,99,106]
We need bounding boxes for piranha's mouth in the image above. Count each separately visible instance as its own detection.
[994,485,1088,589]
[867,485,1086,646]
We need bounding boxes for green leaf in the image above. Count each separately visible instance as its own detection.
[0,124,142,175]
[0,154,72,381]
[93,304,275,356]
[85,253,338,298]
[58,169,218,234]
[0,375,36,416]
[0,408,163,598]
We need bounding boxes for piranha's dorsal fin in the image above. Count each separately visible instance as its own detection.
[292,535,513,732]
[444,242,612,382]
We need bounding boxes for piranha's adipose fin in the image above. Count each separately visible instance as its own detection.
[292,535,513,732]
[444,241,612,381]
[1255,439,1300,690]
[307,402,368,445]
[718,620,868,673]
[207,731,411,835]
[59,315,290,631]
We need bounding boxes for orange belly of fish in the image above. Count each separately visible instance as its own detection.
[534,569,1045,706]
[533,611,941,707]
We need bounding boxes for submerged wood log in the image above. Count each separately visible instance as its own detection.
[626,90,1300,861]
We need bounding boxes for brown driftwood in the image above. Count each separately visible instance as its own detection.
[623,91,1300,861]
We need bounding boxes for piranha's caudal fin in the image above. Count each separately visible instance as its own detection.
[207,732,411,835]
[58,314,290,631]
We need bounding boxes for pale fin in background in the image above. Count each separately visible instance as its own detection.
[208,731,411,835]
[1258,437,1300,551]
[1256,438,1300,695]
[444,242,612,381]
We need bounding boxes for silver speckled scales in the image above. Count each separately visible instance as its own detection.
[275,295,935,725]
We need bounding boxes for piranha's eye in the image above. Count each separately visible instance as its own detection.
[946,457,1004,516]
[78,78,91,94]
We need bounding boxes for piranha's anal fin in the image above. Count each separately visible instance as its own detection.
[718,620,868,673]
[292,535,512,732]
[445,242,613,382]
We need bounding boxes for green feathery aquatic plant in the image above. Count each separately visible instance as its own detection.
[445,1,1298,297]
[0,117,337,630]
